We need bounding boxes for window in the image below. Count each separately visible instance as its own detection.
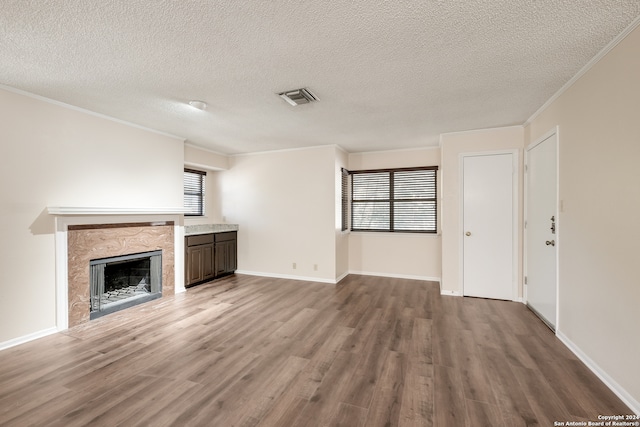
[350,166,438,233]
[184,168,206,216]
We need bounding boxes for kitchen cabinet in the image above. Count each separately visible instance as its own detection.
[185,233,214,286]
[214,231,237,277]
[185,231,237,287]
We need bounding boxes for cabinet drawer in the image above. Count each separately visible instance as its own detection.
[186,233,214,246]
[214,231,237,242]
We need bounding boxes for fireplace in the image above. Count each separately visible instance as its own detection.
[90,250,162,319]
[65,221,176,327]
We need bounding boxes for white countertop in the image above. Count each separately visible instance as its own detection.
[184,224,239,236]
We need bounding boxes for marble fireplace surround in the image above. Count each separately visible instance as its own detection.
[51,208,184,330]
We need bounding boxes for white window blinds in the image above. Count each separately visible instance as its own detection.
[184,168,206,216]
[350,167,437,233]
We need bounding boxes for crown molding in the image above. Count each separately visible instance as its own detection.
[0,84,185,142]
[524,15,640,127]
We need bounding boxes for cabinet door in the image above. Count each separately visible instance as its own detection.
[227,239,237,272]
[202,244,214,280]
[186,246,204,285]
[214,241,227,277]
[214,240,237,276]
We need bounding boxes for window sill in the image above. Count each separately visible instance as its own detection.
[349,231,441,237]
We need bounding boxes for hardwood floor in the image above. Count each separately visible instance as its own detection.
[0,274,631,426]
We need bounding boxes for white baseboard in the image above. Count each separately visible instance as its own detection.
[0,327,59,352]
[235,270,441,285]
[335,271,349,283]
[439,292,521,300]
[556,331,640,416]
[349,270,441,283]
[235,270,337,284]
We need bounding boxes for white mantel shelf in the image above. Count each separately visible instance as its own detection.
[47,207,187,215]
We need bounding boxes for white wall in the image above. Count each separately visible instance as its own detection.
[219,146,337,282]
[0,88,184,344]
[525,23,640,410]
[440,126,525,295]
[348,148,442,281]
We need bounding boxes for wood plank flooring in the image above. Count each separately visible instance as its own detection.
[0,274,631,426]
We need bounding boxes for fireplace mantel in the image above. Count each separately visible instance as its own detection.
[47,206,187,215]
[52,211,184,331]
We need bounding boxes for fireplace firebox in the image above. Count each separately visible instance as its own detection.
[89,250,162,319]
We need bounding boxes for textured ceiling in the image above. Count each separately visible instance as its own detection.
[1,1,639,154]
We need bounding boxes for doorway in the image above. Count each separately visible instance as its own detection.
[461,151,518,300]
[525,129,558,329]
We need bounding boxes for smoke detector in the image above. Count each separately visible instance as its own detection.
[278,87,318,106]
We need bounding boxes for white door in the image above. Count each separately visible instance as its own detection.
[526,132,558,329]
[462,153,515,300]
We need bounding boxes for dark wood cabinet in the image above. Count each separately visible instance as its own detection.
[214,232,237,277]
[185,233,215,286]
[185,231,237,287]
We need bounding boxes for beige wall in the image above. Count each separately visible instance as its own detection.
[193,145,443,283]
[335,147,350,280]
[184,143,229,171]
[0,88,184,344]
[202,171,224,224]
[440,126,525,295]
[525,24,640,407]
[348,148,442,280]
[183,144,228,225]
[218,146,337,281]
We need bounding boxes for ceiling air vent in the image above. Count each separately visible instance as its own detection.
[278,87,318,106]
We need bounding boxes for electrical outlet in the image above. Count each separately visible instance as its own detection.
[293,262,297,269]
[314,264,318,271]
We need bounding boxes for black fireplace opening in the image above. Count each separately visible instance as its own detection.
[104,258,151,293]
[90,250,162,319]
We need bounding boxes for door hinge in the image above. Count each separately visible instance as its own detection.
[524,276,528,285]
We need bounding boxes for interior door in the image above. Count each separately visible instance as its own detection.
[462,153,515,300]
[526,132,558,329]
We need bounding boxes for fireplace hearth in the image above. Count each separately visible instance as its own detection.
[90,250,162,319]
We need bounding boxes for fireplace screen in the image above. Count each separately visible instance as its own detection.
[90,250,162,319]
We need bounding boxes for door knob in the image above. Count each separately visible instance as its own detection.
[545,240,555,246]
[465,231,471,236]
